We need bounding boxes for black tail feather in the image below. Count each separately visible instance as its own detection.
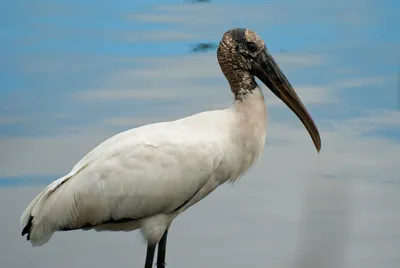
[21,215,33,240]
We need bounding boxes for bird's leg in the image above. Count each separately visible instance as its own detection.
[156,230,169,268]
[144,243,156,268]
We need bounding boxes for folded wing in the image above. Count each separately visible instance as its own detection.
[21,119,224,246]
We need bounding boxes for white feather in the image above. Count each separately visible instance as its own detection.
[21,87,267,246]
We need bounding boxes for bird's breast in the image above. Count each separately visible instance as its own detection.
[216,87,267,184]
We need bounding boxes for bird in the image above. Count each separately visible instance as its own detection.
[20,28,321,268]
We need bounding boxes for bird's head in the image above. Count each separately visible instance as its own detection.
[217,28,321,152]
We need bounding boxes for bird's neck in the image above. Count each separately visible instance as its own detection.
[226,86,267,183]
[233,85,267,122]
[225,69,258,100]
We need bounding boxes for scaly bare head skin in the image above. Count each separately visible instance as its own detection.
[217,28,321,152]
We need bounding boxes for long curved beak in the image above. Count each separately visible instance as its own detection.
[252,49,321,152]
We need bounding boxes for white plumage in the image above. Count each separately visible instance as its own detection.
[21,88,267,246]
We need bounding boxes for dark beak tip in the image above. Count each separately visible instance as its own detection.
[315,137,321,153]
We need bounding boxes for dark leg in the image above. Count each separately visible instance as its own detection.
[156,230,169,268]
[145,243,156,268]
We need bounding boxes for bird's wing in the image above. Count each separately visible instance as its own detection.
[21,113,229,245]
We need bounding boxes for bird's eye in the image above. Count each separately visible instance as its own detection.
[246,42,257,53]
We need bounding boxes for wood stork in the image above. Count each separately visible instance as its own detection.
[21,28,321,268]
